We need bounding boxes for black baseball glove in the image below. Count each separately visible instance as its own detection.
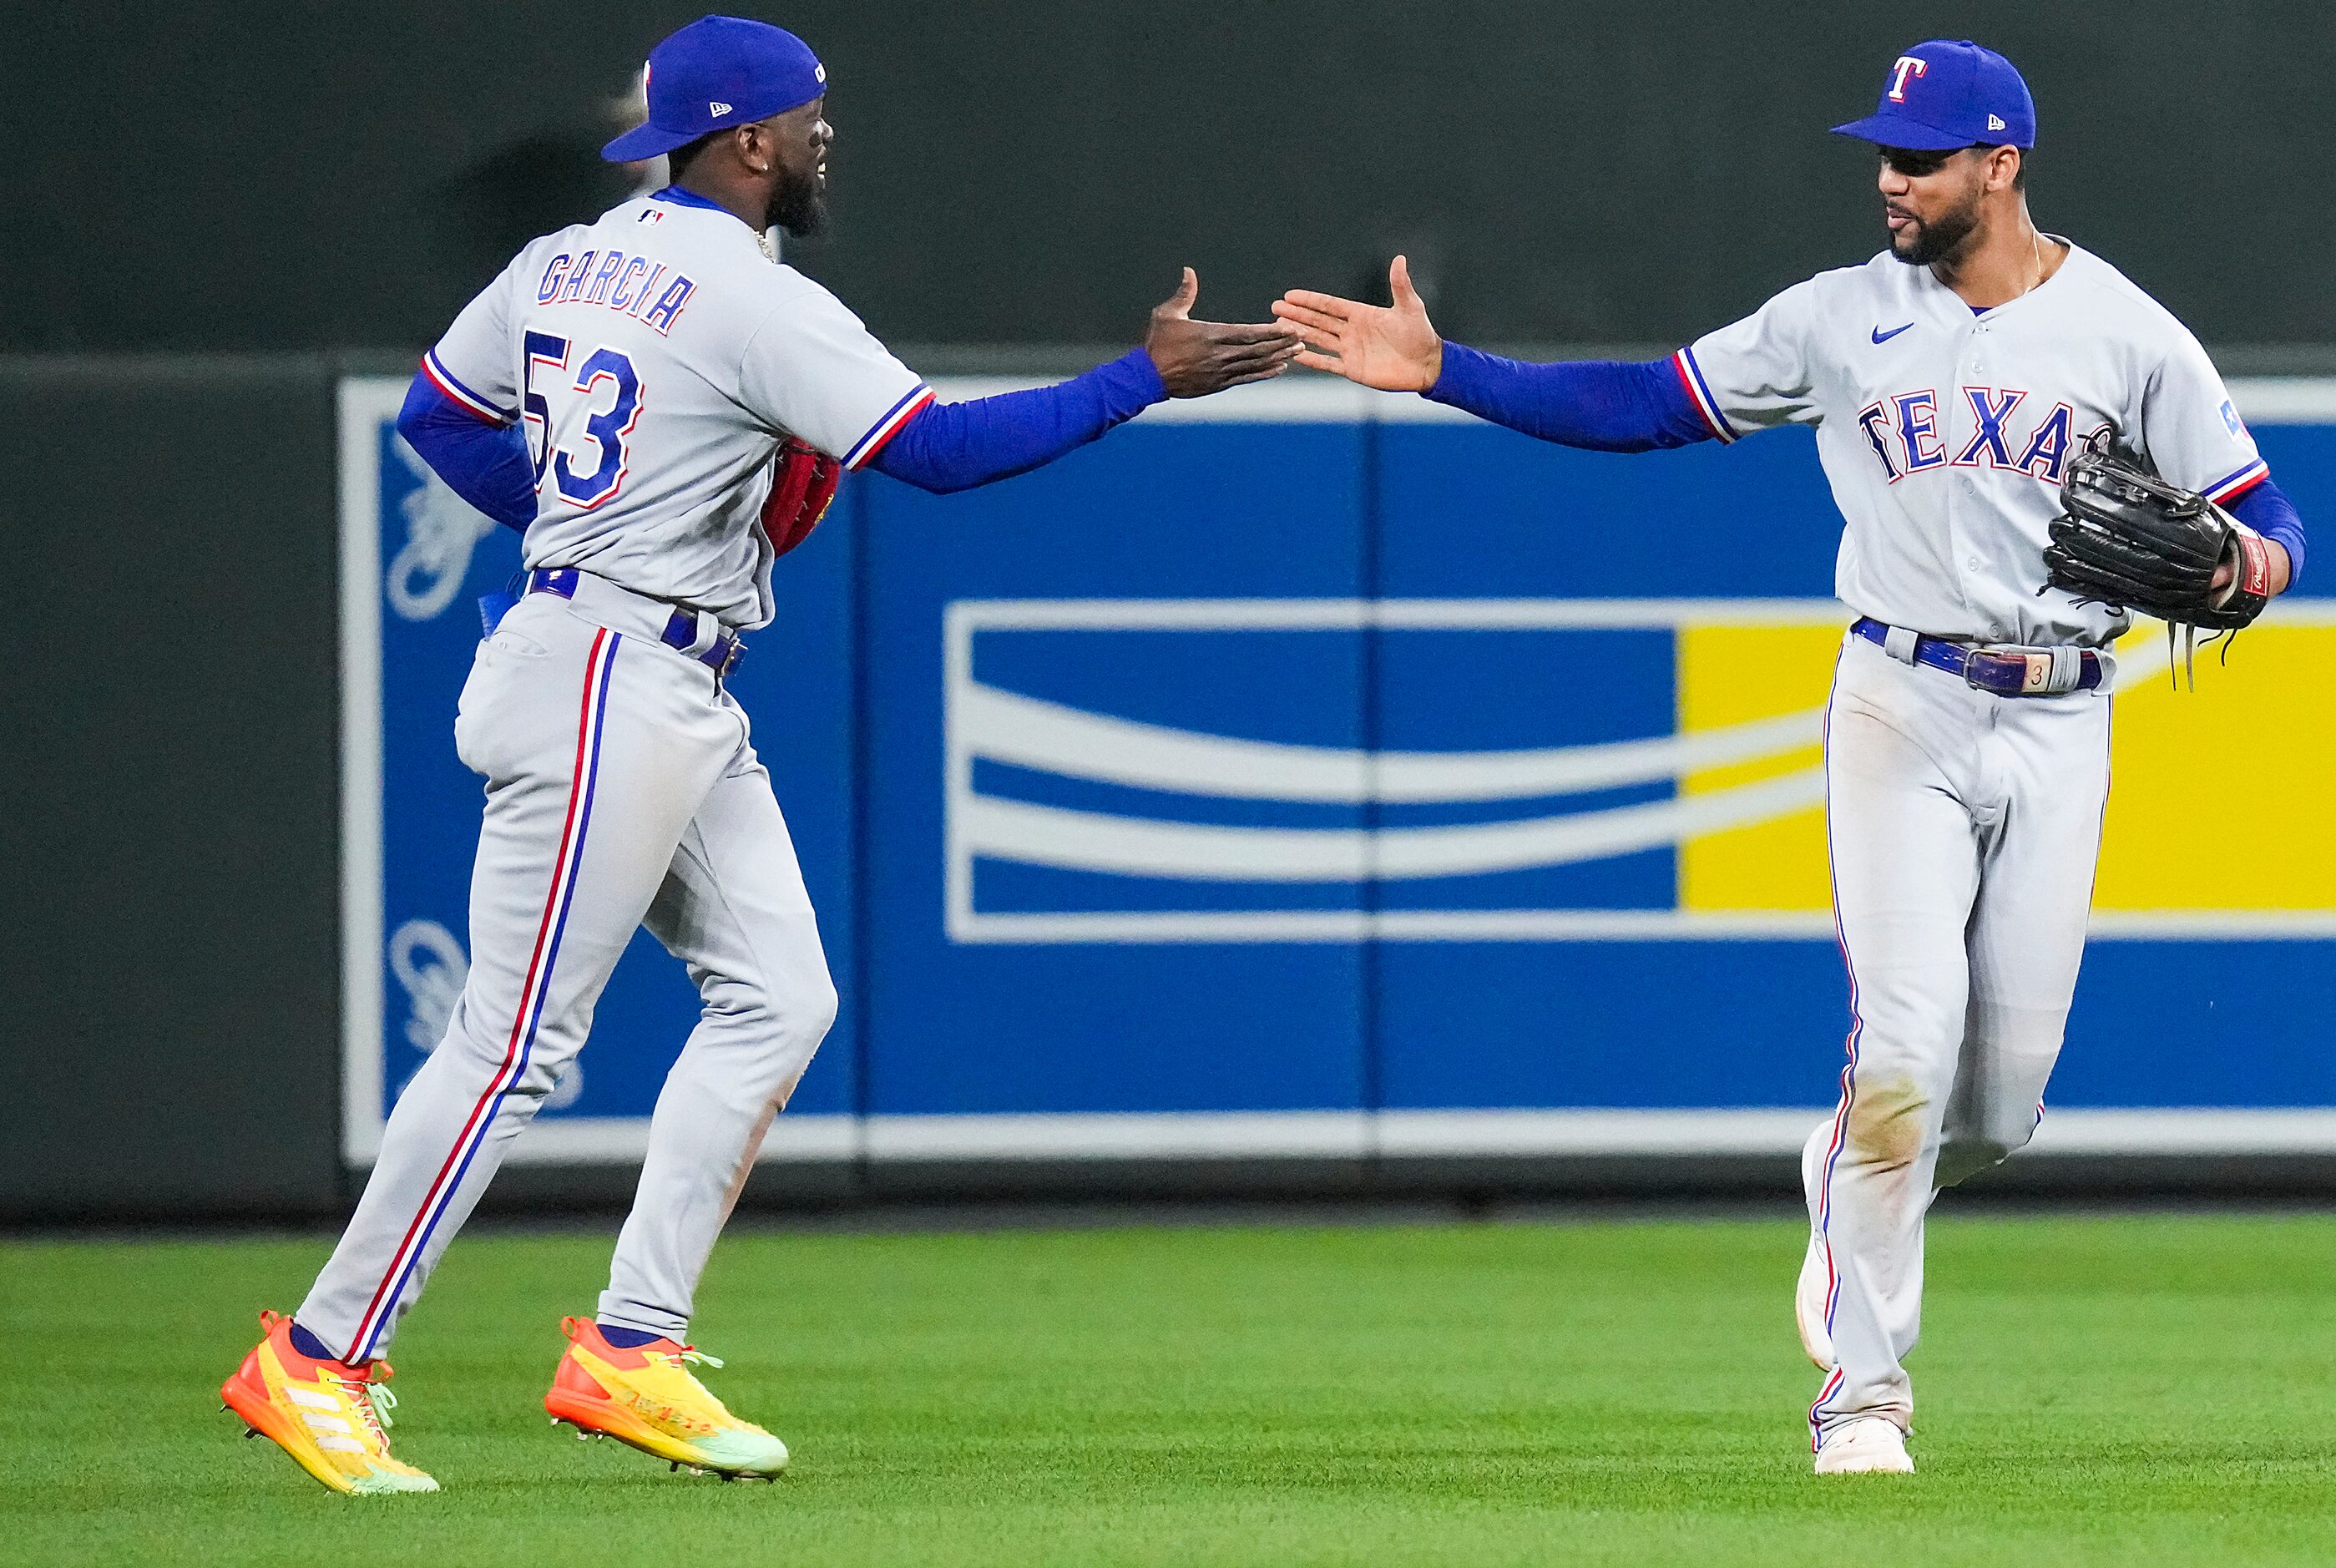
[2043,449,2273,631]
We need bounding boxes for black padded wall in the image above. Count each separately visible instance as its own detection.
[6,3,2331,356]
[0,358,344,1217]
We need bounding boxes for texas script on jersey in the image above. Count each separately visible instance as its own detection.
[1853,387,2105,485]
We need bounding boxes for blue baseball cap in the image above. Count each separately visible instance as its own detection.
[601,16,827,163]
[1831,40,2035,151]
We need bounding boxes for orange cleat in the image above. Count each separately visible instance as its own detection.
[544,1316,788,1479]
[219,1311,439,1495]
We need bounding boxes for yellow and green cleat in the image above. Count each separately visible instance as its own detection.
[220,1310,439,1496]
[544,1316,789,1480]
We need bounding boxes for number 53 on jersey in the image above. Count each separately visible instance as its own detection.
[523,333,642,511]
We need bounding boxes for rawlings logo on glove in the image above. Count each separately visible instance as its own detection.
[760,438,842,559]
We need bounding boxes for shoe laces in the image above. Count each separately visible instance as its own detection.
[675,1346,724,1371]
[260,1308,402,1448]
[329,1366,398,1447]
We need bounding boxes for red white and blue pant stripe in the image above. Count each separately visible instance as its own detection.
[341,630,620,1363]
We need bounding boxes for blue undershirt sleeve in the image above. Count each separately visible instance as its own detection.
[1423,341,1717,453]
[867,349,1168,493]
[396,371,538,532]
[2228,476,2307,588]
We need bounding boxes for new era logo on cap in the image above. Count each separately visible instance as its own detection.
[1988,114,2005,130]
[601,17,828,164]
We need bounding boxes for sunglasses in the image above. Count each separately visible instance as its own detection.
[1879,144,2000,178]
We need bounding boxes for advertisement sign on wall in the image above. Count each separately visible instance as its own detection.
[341,376,2336,1170]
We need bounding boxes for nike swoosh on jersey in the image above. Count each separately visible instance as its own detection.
[1870,323,1914,344]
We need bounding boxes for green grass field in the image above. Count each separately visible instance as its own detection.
[8,1213,2336,1566]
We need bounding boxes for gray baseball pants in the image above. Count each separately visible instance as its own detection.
[298,577,837,1363]
[1805,632,2111,1442]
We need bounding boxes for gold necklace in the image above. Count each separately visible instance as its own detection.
[2013,227,2063,301]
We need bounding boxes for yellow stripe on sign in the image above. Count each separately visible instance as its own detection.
[2095,623,2336,910]
[1676,624,1841,912]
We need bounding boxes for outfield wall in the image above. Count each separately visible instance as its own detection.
[9,358,2333,1222]
[340,374,2336,1201]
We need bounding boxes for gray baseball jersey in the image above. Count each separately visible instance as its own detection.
[1668,239,2275,1451]
[1672,240,2268,646]
[298,190,909,1365]
[423,187,933,628]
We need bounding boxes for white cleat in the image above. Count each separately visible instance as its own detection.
[1796,1229,1834,1369]
[1797,1123,1836,1369]
[1813,1417,1914,1475]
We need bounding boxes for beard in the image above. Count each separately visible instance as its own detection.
[767,165,829,239]
[1889,192,1981,267]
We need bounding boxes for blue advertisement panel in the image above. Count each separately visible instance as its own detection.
[860,422,1372,1118]
[341,377,2336,1170]
[337,379,858,1165]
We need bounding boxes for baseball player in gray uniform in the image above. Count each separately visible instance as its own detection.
[220,14,1297,1495]
[1277,39,2307,1474]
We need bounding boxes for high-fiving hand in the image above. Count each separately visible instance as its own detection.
[1272,255,1444,392]
[1143,268,1305,397]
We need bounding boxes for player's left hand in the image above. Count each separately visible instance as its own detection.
[2045,451,2278,630]
[761,438,841,559]
[2212,537,2292,598]
[1143,268,1304,397]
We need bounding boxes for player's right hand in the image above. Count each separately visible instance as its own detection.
[1143,268,1304,398]
[1273,255,1444,392]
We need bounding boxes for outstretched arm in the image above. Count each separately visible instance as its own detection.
[867,351,1164,494]
[1274,258,1716,453]
[867,269,1301,493]
[1428,345,1718,453]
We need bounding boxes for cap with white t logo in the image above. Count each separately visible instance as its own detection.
[1830,39,2035,151]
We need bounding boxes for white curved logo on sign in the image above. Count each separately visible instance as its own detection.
[386,438,498,622]
[956,684,1823,880]
[388,917,579,1107]
[943,597,1850,943]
